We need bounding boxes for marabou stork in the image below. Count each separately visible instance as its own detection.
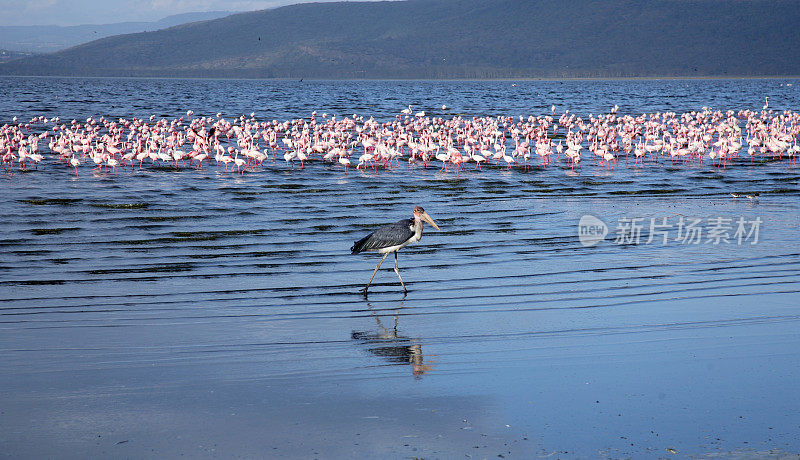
[351,206,440,295]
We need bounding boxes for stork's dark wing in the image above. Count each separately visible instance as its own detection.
[351,218,414,254]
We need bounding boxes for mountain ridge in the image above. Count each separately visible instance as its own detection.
[1,0,798,79]
[0,11,233,53]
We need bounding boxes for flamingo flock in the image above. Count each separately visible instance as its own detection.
[1,104,798,177]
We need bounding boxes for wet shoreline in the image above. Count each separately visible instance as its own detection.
[2,78,799,458]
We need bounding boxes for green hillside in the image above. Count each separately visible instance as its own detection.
[1,0,798,78]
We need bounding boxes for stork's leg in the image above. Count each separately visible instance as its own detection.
[394,251,406,293]
[361,252,390,294]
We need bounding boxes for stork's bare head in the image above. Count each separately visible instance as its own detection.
[413,206,440,231]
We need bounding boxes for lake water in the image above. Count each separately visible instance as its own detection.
[1,77,799,458]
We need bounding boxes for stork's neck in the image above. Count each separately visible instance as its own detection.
[411,216,424,239]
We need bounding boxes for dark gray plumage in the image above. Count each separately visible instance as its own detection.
[351,218,414,254]
[351,206,440,295]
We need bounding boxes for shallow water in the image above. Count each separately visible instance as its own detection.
[1,77,800,458]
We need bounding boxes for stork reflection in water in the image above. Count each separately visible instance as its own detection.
[351,206,440,295]
[352,305,432,377]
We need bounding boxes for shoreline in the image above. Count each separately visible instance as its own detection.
[1,74,799,82]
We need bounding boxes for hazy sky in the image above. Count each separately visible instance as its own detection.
[0,0,380,26]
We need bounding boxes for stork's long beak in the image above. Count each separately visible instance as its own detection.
[422,211,440,231]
